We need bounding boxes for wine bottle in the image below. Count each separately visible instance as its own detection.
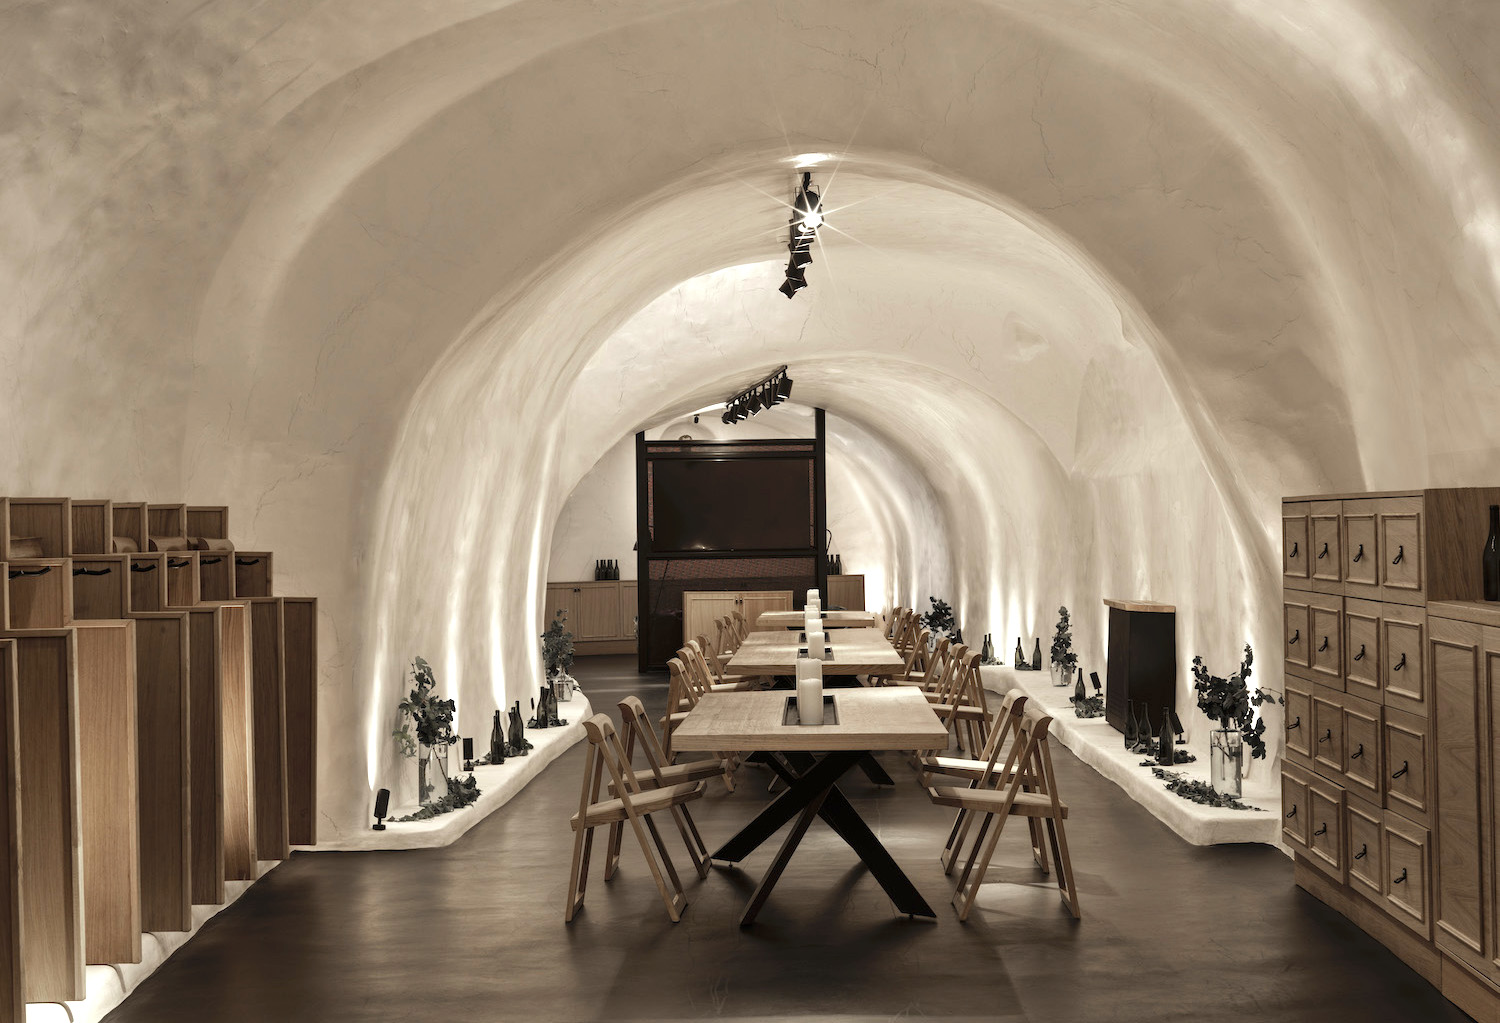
[1014,638,1027,668]
[833,553,842,575]
[1485,505,1500,601]
[1157,714,1175,766]
[1030,638,1042,671]
[1124,700,1138,750]
[490,709,506,764]
[1136,704,1154,755]
[1072,671,1085,705]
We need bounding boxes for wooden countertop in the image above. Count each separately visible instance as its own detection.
[1103,599,1176,614]
[670,687,950,752]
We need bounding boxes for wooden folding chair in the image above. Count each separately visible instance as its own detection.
[715,617,740,658]
[920,690,1030,873]
[929,651,991,758]
[871,629,937,686]
[566,713,707,923]
[928,706,1080,922]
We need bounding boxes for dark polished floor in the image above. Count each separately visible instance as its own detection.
[104,656,1463,1022]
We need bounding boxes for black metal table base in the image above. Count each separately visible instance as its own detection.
[711,750,935,925]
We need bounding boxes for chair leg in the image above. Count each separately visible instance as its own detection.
[951,811,995,900]
[941,807,974,876]
[954,809,1011,923]
[670,804,710,878]
[564,824,595,923]
[1028,816,1051,876]
[1048,816,1082,919]
[604,821,624,880]
[624,810,687,923]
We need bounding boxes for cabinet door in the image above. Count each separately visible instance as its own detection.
[740,591,793,633]
[1282,768,1310,853]
[572,583,622,641]
[1285,596,1312,674]
[827,575,865,611]
[1379,497,1425,603]
[1341,696,1382,804]
[1431,615,1485,963]
[1383,814,1432,939]
[1382,707,1430,826]
[619,582,638,639]
[1343,598,1382,702]
[1347,799,1385,904]
[1312,691,1345,780]
[682,593,739,650]
[1307,777,1347,884]
[1382,606,1427,716]
[1283,503,1311,583]
[1311,501,1343,587]
[1284,677,1314,768]
[1308,592,1344,688]
[1343,499,1381,598]
[544,584,577,626]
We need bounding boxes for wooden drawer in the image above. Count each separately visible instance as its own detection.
[1346,797,1385,904]
[1342,498,1381,598]
[1379,497,1425,603]
[1282,766,1311,853]
[1284,596,1312,674]
[1382,606,1427,716]
[1283,502,1311,584]
[1283,677,1313,768]
[1311,501,1343,588]
[1307,776,1347,884]
[1341,694,1382,804]
[1382,707,1430,826]
[1382,813,1432,938]
[1309,592,1344,687]
[1312,690,1345,779]
[1343,597,1382,702]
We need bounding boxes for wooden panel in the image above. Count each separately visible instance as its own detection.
[544,584,576,629]
[165,553,200,608]
[6,499,71,560]
[233,552,273,599]
[6,560,71,630]
[1282,766,1310,853]
[198,553,234,601]
[1283,502,1310,583]
[249,600,288,861]
[1283,677,1313,768]
[1307,775,1347,884]
[72,620,141,964]
[572,582,620,641]
[1343,498,1381,598]
[216,604,256,881]
[827,574,866,611]
[619,581,638,639]
[1309,592,1344,687]
[147,504,186,542]
[185,507,228,541]
[188,607,225,905]
[128,553,167,613]
[0,642,24,1023]
[69,500,112,556]
[1347,797,1385,904]
[3,631,84,1002]
[1432,615,1486,960]
[1344,598,1382,702]
[131,612,192,931]
[1383,813,1433,938]
[1379,497,1425,603]
[682,592,739,650]
[1426,487,1500,603]
[1284,595,1311,673]
[1384,706,1431,826]
[1312,690,1345,780]
[71,555,129,620]
[1342,694,1382,804]
[739,591,793,633]
[111,503,146,554]
[282,598,318,846]
[1383,605,1428,716]
[1311,501,1343,588]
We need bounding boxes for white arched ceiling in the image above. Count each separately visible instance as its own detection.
[3,0,1500,835]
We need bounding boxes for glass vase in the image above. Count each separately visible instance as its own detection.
[1210,729,1244,798]
[1050,662,1069,687]
[418,743,450,804]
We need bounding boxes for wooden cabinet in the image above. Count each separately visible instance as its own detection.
[827,574,865,611]
[545,579,637,654]
[1347,798,1385,903]
[1284,503,1311,584]
[1311,500,1343,588]
[1344,598,1382,701]
[682,590,793,650]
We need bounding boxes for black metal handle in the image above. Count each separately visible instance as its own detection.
[1355,845,1367,860]
[1392,545,1404,565]
[1318,542,1329,559]
[235,557,261,566]
[1314,823,1328,836]
[1285,806,1297,819]
[1318,636,1330,652]
[1319,729,1332,744]
[1286,716,1301,730]
[1289,629,1300,645]
[1392,761,1409,779]
[7,566,50,578]
[130,563,157,574]
[1354,644,1366,661]
[201,557,223,566]
[1353,543,1364,563]
[1351,743,1364,760]
[72,567,111,576]
[1393,868,1408,885]
[1289,541,1299,558]
[1393,653,1407,672]
[168,558,191,568]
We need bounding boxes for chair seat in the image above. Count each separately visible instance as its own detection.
[929,702,988,722]
[927,785,1068,818]
[572,780,706,830]
[609,758,728,794]
[708,680,759,691]
[919,754,1025,782]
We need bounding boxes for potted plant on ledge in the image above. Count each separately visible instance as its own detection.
[1049,606,1078,687]
[1192,644,1279,798]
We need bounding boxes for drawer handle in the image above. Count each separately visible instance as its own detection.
[1352,543,1364,563]
[1318,542,1329,559]
[1289,629,1301,645]
[1286,716,1301,730]
[1393,868,1408,885]
[1289,541,1299,559]
[1355,844,1367,860]
[1353,644,1366,661]
[1318,636,1330,652]
[1350,743,1364,760]
[1285,806,1297,819]
[1319,729,1332,744]
[1392,761,1409,779]
[1314,823,1328,836]
[1392,545,1405,565]
[1393,653,1407,672]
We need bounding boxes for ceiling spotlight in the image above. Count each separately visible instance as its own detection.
[775,374,793,401]
[723,367,793,426]
[778,277,804,299]
[779,171,824,299]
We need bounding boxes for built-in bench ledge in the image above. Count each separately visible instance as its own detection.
[980,666,1283,848]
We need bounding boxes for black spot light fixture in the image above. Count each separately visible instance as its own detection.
[778,171,823,298]
[721,366,794,425]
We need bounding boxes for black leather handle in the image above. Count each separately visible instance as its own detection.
[1318,636,1330,652]
[1354,644,1366,661]
[1319,729,1332,744]
[1393,653,1407,672]
[1318,542,1329,559]
[1392,761,1409,779]
[1289,541,1299,558]
[1314,823,1328,836]
[1392,545,1405,565]
[7,566,50,579]
[1393,868,1408,885]
[1351,743,1364,760]
[1353,543,1364,563]
[1286,716,1301,730]
[1355,845,1367,860]
[1289,629,1300,645]
[73,566,111,576]
[130,563,157,574]
[201,557,223,566]
[168,558,191,568]
[235,557,261,566]
[1285,806,1297,819]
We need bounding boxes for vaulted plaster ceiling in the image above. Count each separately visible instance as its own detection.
[3,0,1498,836]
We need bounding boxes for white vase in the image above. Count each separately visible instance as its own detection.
[1210,729,1244,798]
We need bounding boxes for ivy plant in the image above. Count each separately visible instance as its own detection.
[1050,606,1078,674]
[1191,644,1282,760]
[392,655,457,757]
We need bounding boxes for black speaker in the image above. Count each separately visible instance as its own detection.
[462,737,474,772]
[372,788,390,831]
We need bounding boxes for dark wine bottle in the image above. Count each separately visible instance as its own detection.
[833,553,842,575]
[1030,638,1042,671]
[1157,715,1175,766]
[1136,703,1154,755]
[1072,672,1086,704]
[1485,505,1500,601]
[1123,700,1138,750]
[1014,638,1027,668]
[490,709,506,764]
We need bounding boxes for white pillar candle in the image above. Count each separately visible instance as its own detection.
[796,657,824,725]
[806,588,819,603]
[807,628,826,659]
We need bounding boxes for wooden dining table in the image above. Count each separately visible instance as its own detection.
[725,626,906,677]
[757,609,880,630]
[671,687,950,925]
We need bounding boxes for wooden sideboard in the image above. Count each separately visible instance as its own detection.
[681,590,793,650]
[543,579,638,656]
[1281,488,1500,1020]
[827,574,866,611]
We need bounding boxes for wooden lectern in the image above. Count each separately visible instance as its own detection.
[1103,598,1177,733]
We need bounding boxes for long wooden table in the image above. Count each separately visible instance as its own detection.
[757,610,878,630]
[672,687,949,924]
[726,627,905,677]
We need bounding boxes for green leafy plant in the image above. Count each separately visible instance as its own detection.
[921,596,957,638]
[1192,644,1281,760]
[393,774,481,822]
[392,656,457,757]
[541,610,576,680]
[1050,606,1077,674]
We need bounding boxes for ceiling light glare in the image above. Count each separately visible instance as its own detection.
[779,171,824,299]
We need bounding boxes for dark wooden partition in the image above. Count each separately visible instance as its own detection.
[69,500,112,556]
[131,612,192,932]
[128,553,167,613]
[165,553,200,608]
[233,552,273,599]
[215,603,256,881]
[282,597,318,846]
[0,641,24,1023]
[187,607,225,905]
[71,555,129,620]
[249,599,289,860]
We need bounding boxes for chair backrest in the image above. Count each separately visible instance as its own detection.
[683,640,717,693]
[578,713,645,818]
[917,633,948,684]
[731,610,748,639]
[617,696,673,785]
[933,643,970,702]
[715,617,737,655]
[667,656,700,709]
